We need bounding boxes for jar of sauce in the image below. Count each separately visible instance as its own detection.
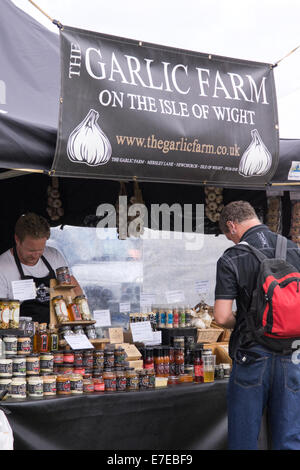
[126,368,139,391]
[74,295,92,320]
[83,350,93,371]
[53,351,64,365]
[103,369,116,392]
[11,377,26,398]
[83,377,94,393]
[40,353,54,373]
[17,337,31,355]
[93,376,105,392]
[70,374,83,394]
[56,266,71,285]
[27,376,43,398]
[139,369,149,390]
[116,370,127,392]
[43,375,57,396]
[0,299,10,329]
[147,369,155,389]
[63,351,75,364]
[52,296,69,323]
[3,335,18,356]
[0,378,12,397]
[56,375,71,395]
[12,355,26,377]
[0,358,12,378]
[93,350,104,370]
[26,354,40,376]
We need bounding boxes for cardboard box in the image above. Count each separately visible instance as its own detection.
[203,342,232,366]
[116,343,142,361]
[128,360,143,370]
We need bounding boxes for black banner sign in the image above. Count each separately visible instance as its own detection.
[52,26,279,187]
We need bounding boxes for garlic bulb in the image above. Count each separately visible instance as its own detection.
[67,109,112,166]
[238,129,272,177]
[192,318,206,329]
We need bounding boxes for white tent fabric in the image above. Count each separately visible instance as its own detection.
[11,0,300,140]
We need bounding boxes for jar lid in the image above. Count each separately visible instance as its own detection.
[53,295,64,300]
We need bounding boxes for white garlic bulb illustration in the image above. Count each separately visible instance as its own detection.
[67,109,112,166]
[238,129,272,177]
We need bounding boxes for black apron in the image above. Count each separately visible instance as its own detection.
[13,246,56,324]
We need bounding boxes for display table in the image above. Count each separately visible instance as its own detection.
[1,381,229,450]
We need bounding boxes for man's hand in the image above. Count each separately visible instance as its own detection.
[214,299,236,329]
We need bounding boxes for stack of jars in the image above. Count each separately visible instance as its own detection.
[102,345,155,393]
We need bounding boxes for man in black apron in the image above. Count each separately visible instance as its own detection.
[4,213,82,324]
[12,245,56,324]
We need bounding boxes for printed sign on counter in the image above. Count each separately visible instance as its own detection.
[12,279,36,301]
[130,321,154,343]
[64,334,94,350]
[93,309,111,327]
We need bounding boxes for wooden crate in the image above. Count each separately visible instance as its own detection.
[203,342,232,366]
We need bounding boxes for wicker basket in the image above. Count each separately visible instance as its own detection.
[197,327,223,343]
[211,321,232,342]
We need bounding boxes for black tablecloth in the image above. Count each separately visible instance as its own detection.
[1,381,229,450]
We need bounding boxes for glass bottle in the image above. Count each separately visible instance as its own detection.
[175,347,185,376]
[194,348,204,383]
[48,324,59,352]
[154,347,164,377]
[33,322,39,353]
[144,347,154,370]
[66,296,82,321]
[163,347,170,377]
[38,323,49,353]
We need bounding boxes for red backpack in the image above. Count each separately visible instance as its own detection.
[239,235,300,352]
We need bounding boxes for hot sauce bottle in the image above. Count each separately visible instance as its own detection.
[144,347,154,370]
[194,348,204,383]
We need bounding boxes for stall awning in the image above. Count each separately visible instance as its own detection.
[0,0,59,172]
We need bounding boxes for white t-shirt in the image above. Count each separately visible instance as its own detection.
[0,246,68,299]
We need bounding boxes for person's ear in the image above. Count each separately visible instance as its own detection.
[226,221,236,234]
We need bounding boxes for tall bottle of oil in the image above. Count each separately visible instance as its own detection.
[66,296,82,321]
[33,322,39,353]
[48,324,59,352]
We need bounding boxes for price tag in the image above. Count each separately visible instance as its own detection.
[119,302,131,313]
[195,280,210,294]
[64,334,94,350]
[130,321,154,343]
[165,290,185,304]
[140,293,156,306]
[144,330,162,346]
[93,309,111,327]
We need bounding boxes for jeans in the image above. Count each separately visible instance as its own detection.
[228,345,300,450]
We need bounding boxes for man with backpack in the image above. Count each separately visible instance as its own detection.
[214,200,300,450]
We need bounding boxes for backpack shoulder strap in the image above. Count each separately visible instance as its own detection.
[236,241,267,263]
[275,234,287,260]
